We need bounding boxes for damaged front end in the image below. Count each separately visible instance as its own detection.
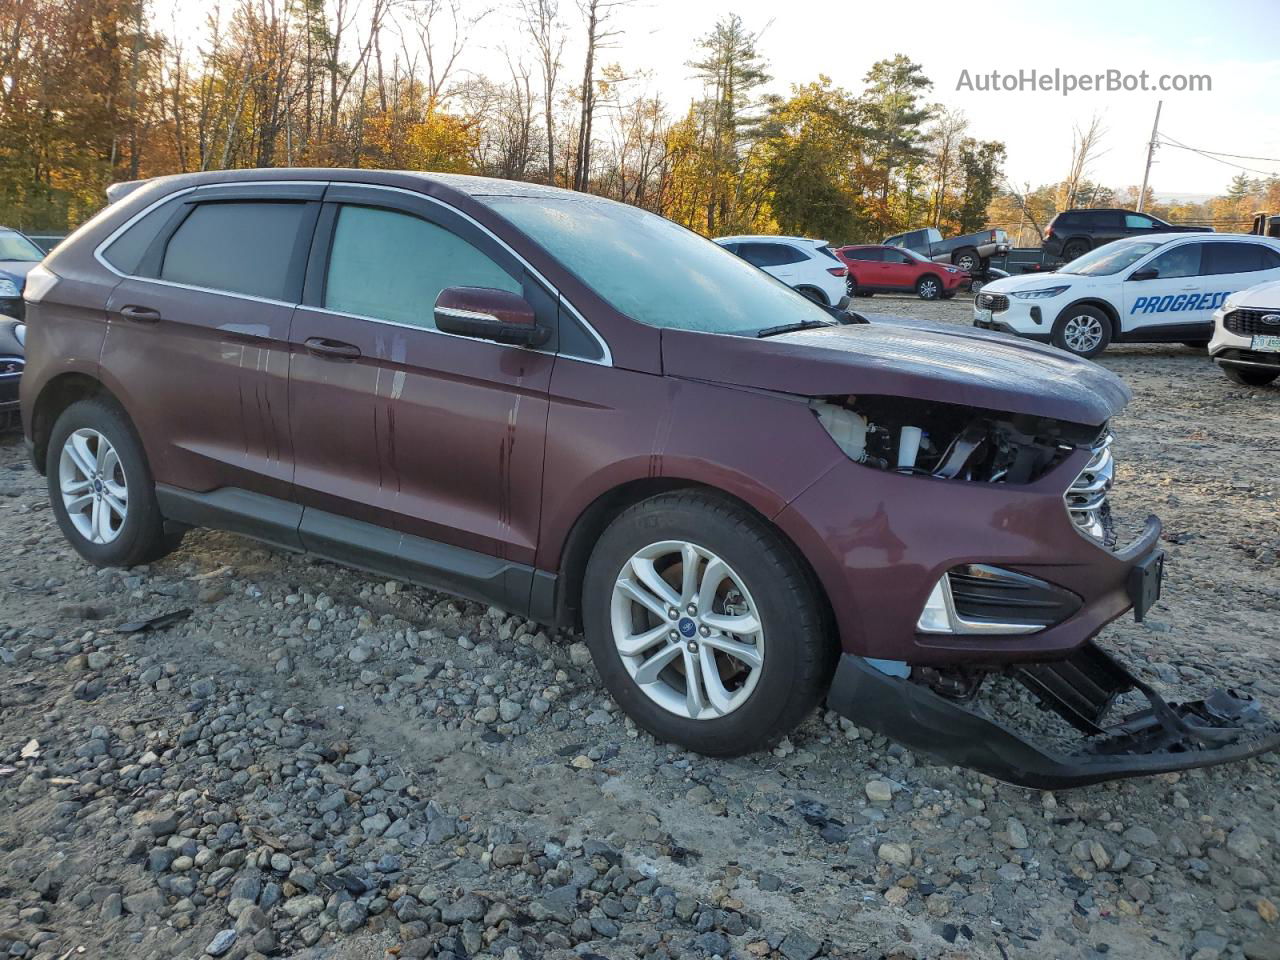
[810,394,1280,789]
[828,647,1280,790]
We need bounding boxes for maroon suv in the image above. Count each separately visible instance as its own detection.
[20,170,1278,788]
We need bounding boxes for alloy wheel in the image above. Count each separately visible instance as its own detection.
[609,540,764,720]
[1062,315,1104,353]
[58,428,128,544]
[920,279,939,299]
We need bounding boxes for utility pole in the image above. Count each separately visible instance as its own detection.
[1138,100,1162,213]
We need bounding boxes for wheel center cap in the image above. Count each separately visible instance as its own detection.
[93,478,103,493]
[677,617,697,638]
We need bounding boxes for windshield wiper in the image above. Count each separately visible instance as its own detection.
[756,319,835,338]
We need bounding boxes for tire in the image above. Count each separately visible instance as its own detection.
[856,291,874,298]
[581,491,835,757]
[1062,239,1090,261]
[1181,340,1210,349]
[1222,365,1279,387]
[1051,306,1112,358]
[952,248,980,273]
[46,397,180,567]
[916,275,942,300]
[797,287,827,306]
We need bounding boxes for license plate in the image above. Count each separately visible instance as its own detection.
[1251,334,1280,352]
[1127,551,1164,623]
[974,309,992,324]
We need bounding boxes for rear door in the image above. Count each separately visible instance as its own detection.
[1090,211,1126,246]
[101,182,321,503]
[288,185,557,589]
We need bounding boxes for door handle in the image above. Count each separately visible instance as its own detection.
[118,304,162,323]
[304,337,361,360]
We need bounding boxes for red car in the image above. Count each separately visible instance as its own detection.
[836,244,968,300]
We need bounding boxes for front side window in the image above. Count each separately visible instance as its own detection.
[325,205,519,329]
[1202,241,1275,275]
[481,194,833,334]
[1143,243,1203,279]
[1060,238,1166,276]
[161,201,306,300]
[1124,214,1156,229]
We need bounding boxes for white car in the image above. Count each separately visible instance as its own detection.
[714,235,849,308]
[1208,278,1280,387]
[973,233,1280,358]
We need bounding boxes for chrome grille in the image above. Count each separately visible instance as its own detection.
[1224,309,1280,337]
[1065,434,1114,544]
[975,292,1009,313]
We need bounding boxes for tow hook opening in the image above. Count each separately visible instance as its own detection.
[828,644,1280,790]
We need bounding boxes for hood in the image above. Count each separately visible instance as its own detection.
[0,261,36,288]
[661,321,1130,427]
[981,271,1081,295]
[1231,278,1280,309]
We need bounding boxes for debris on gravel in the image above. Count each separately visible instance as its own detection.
[1,295,1278,959]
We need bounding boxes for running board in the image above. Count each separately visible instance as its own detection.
[827,646,1280,790]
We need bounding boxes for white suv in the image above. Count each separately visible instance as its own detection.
[714,235,849,307]
[1209,277,1280,387]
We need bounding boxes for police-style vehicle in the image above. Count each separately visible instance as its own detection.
[1208,277,1280,387]
[973,233,1280,358]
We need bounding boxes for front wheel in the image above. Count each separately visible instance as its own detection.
[916,275,942,300]
[46,398,180,567]
[1222,365,1279,387]
[1052,307,1112,358]
[581,492,834,756]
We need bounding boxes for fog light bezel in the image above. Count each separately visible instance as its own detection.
[916,564,1081,636]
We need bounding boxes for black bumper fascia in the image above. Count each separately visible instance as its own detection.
[827,650,1280,790]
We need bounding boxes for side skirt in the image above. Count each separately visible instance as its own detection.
[155,484,558,620]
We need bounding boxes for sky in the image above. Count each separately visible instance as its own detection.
[166,0,1280,197]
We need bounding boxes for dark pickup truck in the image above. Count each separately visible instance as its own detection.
[883,226,1010,275]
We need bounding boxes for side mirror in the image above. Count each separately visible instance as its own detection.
[434,286,549,347]
[1128,268,1159,281]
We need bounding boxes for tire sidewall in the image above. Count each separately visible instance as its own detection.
[46,399,161,566]
[1052,306,1112,358]
[582,497,816,753]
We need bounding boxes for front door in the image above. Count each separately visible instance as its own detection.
[287,187,557,605]
[1122,241,1215,336]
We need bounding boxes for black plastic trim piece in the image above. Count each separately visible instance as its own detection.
[156,485,304,551]
[827,650,1280,790]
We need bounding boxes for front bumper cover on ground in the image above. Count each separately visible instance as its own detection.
[828,645,1280,790]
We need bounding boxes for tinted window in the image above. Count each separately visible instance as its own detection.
[161,201,306,300]
[102,195,185,275]
[1054,213,1081,227]
[1089,211,1124,229]
[1143,243,1203,279]
[1202,241,1276,275]
[845,248,882,262]
[816,245,840,262]
[739,243,806,267]
[1124,214,1156,229]
[481,194,834,335]
[325,205,519,329]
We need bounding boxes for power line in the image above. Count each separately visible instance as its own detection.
[1157,132,1280,177]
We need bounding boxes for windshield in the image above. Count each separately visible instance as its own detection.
[480,195,834,335]
[1059,238,1166,276]
[0,231,41,261]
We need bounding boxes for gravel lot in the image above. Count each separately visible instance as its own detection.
[1,294,1278,960]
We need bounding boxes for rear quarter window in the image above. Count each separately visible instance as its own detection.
[101,194,186,275]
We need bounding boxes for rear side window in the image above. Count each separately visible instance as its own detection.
[324,205,519,329]
[102,195,185,275]
[739,243,807,267]
[816,246,840,261]
[846,248,883,262]
[161,201,306,300]
[1202,242,1277,275]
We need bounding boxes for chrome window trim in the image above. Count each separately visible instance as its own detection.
[91,179,613,367]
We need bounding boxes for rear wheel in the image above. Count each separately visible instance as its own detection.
[797,287,827,306]
[46,398,180,567]
[916,275,942,300]
[1063,239,1091,261]
[1222,365,1279,387]
[581,492,834,756]
[952,248,979,273]
[1052,306,1112,358]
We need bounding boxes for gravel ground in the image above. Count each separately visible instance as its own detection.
[1,293,1278,960]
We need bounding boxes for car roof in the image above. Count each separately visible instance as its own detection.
[714,235,826,246]
[1133,231,1280,246]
